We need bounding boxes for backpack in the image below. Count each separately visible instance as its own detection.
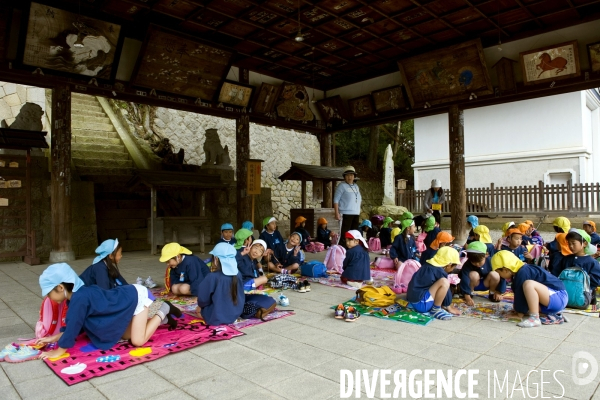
[356,285,397,307]
[305,242,325,253]
[370,215,384,225]
[301,261,328,277]
[373,256,394,269]
[35,297,68,339]
[559,267,592,309]
[324,245,346,274]
[392,259,421,294]
[242,294,277,320]
[368,237,381,252]
[415,233,427,253]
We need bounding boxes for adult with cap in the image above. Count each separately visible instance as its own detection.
[334,165,362,248]
[341,230,372,288]
[217,223,235,245]
[159,242,210,296]
[583,220,600,246]
[423,179,446,224]
[491,250,567,327]
[37,263,181,360]
[196,243,245,325]
[79,239,128,290]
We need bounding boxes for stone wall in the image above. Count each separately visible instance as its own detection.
[331,179,384,221]
[150,107,321,222]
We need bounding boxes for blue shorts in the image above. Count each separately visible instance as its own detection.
[473,279,488,291]
[243,279,256,291]
[410,291,434,313]
[540,289,568,314]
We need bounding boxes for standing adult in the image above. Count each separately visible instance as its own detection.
[334,166,362,248]
[423,179,446,225]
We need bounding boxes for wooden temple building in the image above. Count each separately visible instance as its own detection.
[1,0,600,262]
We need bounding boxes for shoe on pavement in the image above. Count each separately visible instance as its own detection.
[144,276,157,288]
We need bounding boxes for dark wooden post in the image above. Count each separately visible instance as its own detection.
[321,132,333,208]
[449,105,466,243]
[539,180,545,211]
[301,180,307,209]
[368,125,379,170]
[235,69,251,228]
[490,183,495,213]
[49,85,75,262]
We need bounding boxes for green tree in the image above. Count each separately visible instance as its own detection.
[334,120,414,186]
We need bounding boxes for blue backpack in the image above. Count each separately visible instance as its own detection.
[301,261,328,278]
[559,267,592,309]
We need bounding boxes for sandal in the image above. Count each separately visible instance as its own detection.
[540,313,564,325]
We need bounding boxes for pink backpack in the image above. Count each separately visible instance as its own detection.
[305,242,325,253]
[324,244,346,274]
[392,259,421,294]
[35,297,68,339]
[415,232,427,253]
[368,237,381,252]
[373,256,394,269]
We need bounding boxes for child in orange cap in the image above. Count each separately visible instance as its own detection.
[583,220,600,246]
[501,228,533,263]
[294,216,311,250]
[316,217,333,247]
[420,231,454,265]
[517,222,533,246]
[525,220,544,246]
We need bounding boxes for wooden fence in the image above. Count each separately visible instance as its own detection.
[397,181,600,215]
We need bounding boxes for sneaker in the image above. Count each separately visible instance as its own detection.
[344,306,360,322]
[135,277,143,285]
[144,276,157,288]
[296,282,306,293]
[334,304,346,319]
[303,279,311,292]
[4,346,41,363]
[278,294,290,307]
[517,315,541,328]
[0,344,18,361]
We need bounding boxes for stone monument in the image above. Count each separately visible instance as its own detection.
[200,128,233,181]
[372,144,408,219]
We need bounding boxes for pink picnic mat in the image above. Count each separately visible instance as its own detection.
[43,314,243,385]
[310,268,396,290]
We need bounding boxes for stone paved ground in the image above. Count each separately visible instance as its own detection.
[1,249,600,400]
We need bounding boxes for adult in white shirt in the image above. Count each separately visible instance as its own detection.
[334,166,362,248]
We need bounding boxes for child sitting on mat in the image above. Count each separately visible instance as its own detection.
[583,220,600,246]
[546,217,572,276]
[266,232,304,274]
[525,220,544,246]
[216,223,235,246]
[517,223,534,246]
[390,219,419,270]
[235,229,268,292]
[294,216,312,250]
[341,230,372,288]
[37,263,181,359]
[423,216,441,249]
[501,228,533,263]
[492,250,567,327]
[196,243,245,326]
[259,216,285,251]
[460,241,507,306]
[420,231,454,265]
[472,225,496,257]
[316,217,333,248]
[465,215,478,245]
[379,217,394,249]
[79,239,128,290]
[406,247,462,320]
[390,220,402,244]
[160,243,210,296]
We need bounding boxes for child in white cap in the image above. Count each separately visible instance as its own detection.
[37,263,181,360]
[341,230,372,288]
[196,243,245,325]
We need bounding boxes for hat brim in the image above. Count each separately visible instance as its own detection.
[342,171,357,176]
[220,258,238,276]
[159,245,192,262]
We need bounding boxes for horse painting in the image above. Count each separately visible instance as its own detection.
[536,53,568,78]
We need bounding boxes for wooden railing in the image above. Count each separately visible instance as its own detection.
[397,181,600,215]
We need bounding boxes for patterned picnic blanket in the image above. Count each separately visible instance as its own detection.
[331,298,433,326]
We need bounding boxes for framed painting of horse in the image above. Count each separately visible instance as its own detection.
[520,40,580,85]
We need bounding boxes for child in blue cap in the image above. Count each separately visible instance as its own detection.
[196,243,245,325]
[37,263,181,360]
[217,223,235,245]
[79,239,129,290]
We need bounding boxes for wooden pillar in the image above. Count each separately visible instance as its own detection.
[301,180,307,209]
[449,105,466,243]
[49,85,75,262]
[236,114,251,228]
[321,132,333,208]
[368,125,379,170]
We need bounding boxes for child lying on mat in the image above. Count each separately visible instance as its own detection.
[460,241,507,306]
[406,247,461,320]
[38,263,181,360]
[196,243,245,326]
[340,230,372,288]
[266,232,304,274]
[492,250,567,327]
[160,242,210,296]
[79,238,128,290]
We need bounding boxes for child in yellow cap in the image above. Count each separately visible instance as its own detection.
[492,250,567,327]
[159,243,210,296]
[545,217,572,276]
[406,247,461,320]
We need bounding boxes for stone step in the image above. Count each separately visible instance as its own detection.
[72,157,133,168]
[72,115,111,124]
[71,143,127,153]
[72,129,119,139]
[72,120,115,131]
[72,104,104,113]
[75,166,135,176]
[70,109,106,118]
[72,136,122,145]
[72,150,130,160]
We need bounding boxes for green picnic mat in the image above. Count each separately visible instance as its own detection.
[331,298,433,326]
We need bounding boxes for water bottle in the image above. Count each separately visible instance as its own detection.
[96,355,120,363]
